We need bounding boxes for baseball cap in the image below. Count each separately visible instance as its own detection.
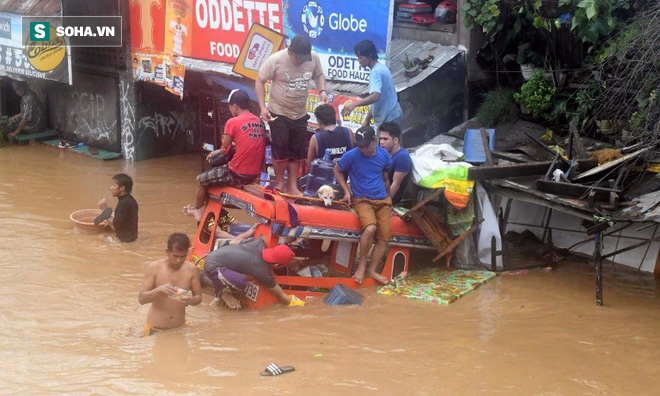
[262,244,296,266]
[355,126,377,147]
[221,89,250,108]
[289,35,312,63]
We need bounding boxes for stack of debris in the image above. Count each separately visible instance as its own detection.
[467,125,657,216]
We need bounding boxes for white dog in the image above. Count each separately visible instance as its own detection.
[317,185,335,208]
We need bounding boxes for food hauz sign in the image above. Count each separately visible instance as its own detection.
[283,0,394,84]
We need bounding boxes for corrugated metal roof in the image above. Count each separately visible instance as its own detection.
[0,0,62,16]
[175,56,239,78]
[327,39,465,96]
[177,38,465,97]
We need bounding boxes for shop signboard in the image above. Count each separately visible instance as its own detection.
[282,0,394,84]
[232,22,286,81]
[0,13,72,85]
[132,49,186,99]
[265,84,372,132]
[191,0,284,63]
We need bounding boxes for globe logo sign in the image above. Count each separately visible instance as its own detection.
[301,1,324,39]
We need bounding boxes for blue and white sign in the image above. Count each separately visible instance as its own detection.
[283,0,394,84]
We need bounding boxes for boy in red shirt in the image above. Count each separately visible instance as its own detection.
[189,89,267,213]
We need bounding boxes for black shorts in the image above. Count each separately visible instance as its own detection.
[269,112,310,162]
[198,165,256,187]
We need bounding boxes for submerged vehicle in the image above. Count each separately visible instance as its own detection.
[190,184,432,309]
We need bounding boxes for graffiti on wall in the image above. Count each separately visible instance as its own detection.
[136,110,184,140]
[119,80,136,161]
[69,91,117,142]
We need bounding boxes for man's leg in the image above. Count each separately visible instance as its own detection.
[273,160,288,191]
[269,115,289,192]
[355,224,376,283]
[195,175,207,208]
[367,239,389,284]
[286,161,302,196]
[367,199,393,284]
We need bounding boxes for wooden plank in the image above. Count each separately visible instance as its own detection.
[13,129,58,142]
[402,188,444,220]
[468,158,598,180]
[536,179,621,201]
[480,128,494,166]
[432,221,482,262]
[574,148,649,181]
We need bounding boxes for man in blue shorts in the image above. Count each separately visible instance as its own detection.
[334,126,393,284]
[379,122,413,205]
[341,40,403,127]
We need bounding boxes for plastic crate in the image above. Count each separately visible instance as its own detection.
[324,284,365,305]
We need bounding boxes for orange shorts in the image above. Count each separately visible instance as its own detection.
[353,197,393,242]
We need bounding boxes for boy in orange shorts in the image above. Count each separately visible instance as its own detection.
[334,126,393,284]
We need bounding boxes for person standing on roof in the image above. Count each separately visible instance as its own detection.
[255,35,328,196]
[341,40,403,128]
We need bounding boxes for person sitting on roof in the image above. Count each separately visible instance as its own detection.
[379,122,412,205]
[306,104,355,167]
[203,235,304,310]
[335,126,393,284]
[185,89,267,220]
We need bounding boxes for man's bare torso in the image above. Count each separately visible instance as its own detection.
[147,258,195,329]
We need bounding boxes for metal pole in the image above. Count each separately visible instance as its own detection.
[595,231,603,306]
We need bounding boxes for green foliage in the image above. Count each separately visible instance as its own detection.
[476,89,517,127]
[514,72,557,120]
[403,53,415,70]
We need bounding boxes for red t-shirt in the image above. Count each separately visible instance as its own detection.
[225,111,267,176]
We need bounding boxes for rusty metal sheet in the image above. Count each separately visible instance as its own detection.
[0,0,62,16]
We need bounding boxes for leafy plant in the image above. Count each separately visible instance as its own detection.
[476,89,518,126]
[514,71,557,120]
[403,54,415,70]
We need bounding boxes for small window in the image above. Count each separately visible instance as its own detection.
[199,212,216,245]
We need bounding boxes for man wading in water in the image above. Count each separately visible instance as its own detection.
[138,233,202,336]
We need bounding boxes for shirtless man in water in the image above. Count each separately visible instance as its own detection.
[138,233,202,336]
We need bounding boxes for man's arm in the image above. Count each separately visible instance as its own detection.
[268,284,293,304]
[306,135,318,168]
[182,264,203,306]
[7,118,28,138]
[315,73,328,103]
[389,171,407,201]
[255,75,271,120]
[362,107,373,127]
[341,93,379,117]
[383,171,391,197]
[138,264,175,304]
[221,134,233,151]
[334,163,351,205]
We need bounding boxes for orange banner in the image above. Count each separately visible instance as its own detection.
[164,0,193,56]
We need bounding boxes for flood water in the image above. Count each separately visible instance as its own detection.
[2,144,660,395]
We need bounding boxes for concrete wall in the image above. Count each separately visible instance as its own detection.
[48,71,121,152]
[131,82,196,161]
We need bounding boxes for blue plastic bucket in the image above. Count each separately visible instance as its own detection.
[464,129,495,163]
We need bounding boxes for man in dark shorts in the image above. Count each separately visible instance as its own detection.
[97,173,139,242]
[306,104,355,166]
[255,35,328,195]
[334,126,393,284]
[189,89,267,215]
[379,122,412,205]
[203,236,304,309]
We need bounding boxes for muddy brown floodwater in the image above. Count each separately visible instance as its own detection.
[2,144,660,395]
